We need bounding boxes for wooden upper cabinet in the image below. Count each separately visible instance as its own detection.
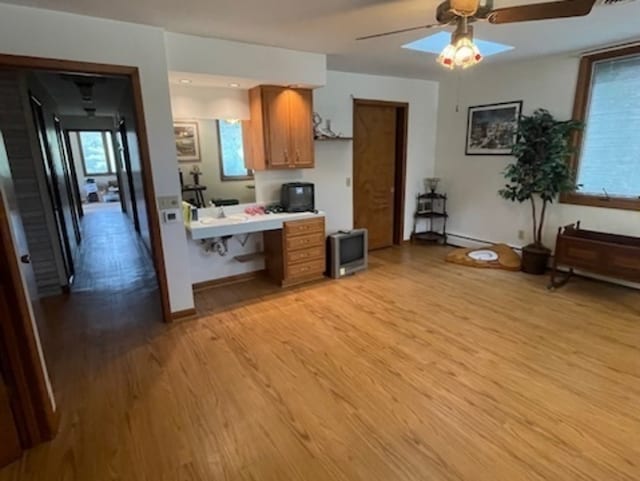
[263,87,291,168]
[288,89,314,168]
[244,86,314,170]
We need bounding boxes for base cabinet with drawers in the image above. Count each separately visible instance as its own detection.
[264,217,325,287]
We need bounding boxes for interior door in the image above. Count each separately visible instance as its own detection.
[53,117,81,246]
[288,89,314,168]
[0,129,57,464]
[353,102,397,250]
[263,87,291,168]
[118,120,140,233]
[62,131,84,219]
[0,366,22,468]
[29,95,74,283]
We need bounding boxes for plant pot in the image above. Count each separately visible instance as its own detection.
[521,244,551,275]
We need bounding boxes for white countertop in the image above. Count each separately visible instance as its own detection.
[187,209,325,240]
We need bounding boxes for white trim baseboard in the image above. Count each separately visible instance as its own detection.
[446,233,523,252]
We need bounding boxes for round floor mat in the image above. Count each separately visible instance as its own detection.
[467,249,499,262]
[445,244,521,271]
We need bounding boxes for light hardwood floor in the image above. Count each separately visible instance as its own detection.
[2,245,639,481]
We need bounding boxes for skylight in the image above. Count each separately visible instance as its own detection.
[402,31,513,57]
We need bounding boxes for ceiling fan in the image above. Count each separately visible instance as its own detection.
[357,0,597,69]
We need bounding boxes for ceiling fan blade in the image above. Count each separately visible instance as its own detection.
[356,23,442,40]
[488,0,596,24]
[475,0,495,18]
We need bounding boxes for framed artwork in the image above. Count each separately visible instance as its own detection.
[465,101,522,156]
[174,121,200,162]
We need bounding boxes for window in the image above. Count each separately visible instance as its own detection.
[217,120,252,180]
[77,131,116,176]
[565,46,640,210]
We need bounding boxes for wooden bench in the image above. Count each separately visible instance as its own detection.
[549,221,640,289]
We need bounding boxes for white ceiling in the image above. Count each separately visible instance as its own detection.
[6,0,640,79]
[34,72,130,116]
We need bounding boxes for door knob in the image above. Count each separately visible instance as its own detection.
[20,254,30,264]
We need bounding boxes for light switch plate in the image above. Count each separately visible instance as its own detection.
[163,210,180,224]
[157,195,180,210]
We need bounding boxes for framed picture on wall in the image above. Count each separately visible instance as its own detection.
[465,101,522,156]
[174,121,200,162]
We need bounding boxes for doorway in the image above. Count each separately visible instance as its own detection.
[0,54,173,465]
[353,99,408,250]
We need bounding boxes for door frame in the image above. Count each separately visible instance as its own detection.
[0,53,171,324]
[352,98,409,246]
[0,53,175,448]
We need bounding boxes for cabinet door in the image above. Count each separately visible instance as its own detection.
[262,87,291,168]
[288,89,314,168]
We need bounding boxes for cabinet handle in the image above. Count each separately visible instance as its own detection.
[296,150,300,163]
[284,149,289,163]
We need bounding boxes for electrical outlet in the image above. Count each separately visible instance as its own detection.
[346,177,351,187]
[517,230,525,240]
[255,240,262,253]
[157,195,180,210]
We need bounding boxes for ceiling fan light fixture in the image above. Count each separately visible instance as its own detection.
[437,43,457,69]
[450,0,479,16]
[437,22,483,71]
[454,36,483,68]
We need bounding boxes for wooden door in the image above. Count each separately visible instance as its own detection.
[0,295,23,469]
[263,87,291,168]
[53,117,81,246]
[118,120,140,233]
[353,102,397,250]
[62,130,83,219]
[288,89,314,168]
[0,129,58,457]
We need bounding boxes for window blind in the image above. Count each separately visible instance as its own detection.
[578,54,640,197]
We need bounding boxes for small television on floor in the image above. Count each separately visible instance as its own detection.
[327,229,368,278]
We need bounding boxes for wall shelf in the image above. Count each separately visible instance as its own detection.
[314,137,353,141]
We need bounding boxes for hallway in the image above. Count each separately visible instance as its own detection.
[27,202,165,462]
[72,202,156,293]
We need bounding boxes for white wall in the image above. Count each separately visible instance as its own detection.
[0,3,193,312]
[165,32,327,87]
[434,54,640,250]
[255,70,440,238]
[170,84,250,120]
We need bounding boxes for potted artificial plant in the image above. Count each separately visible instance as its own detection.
[499,109,583,275]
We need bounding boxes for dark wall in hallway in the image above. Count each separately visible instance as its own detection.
[118,87,150,250]
[0,70,66,296]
